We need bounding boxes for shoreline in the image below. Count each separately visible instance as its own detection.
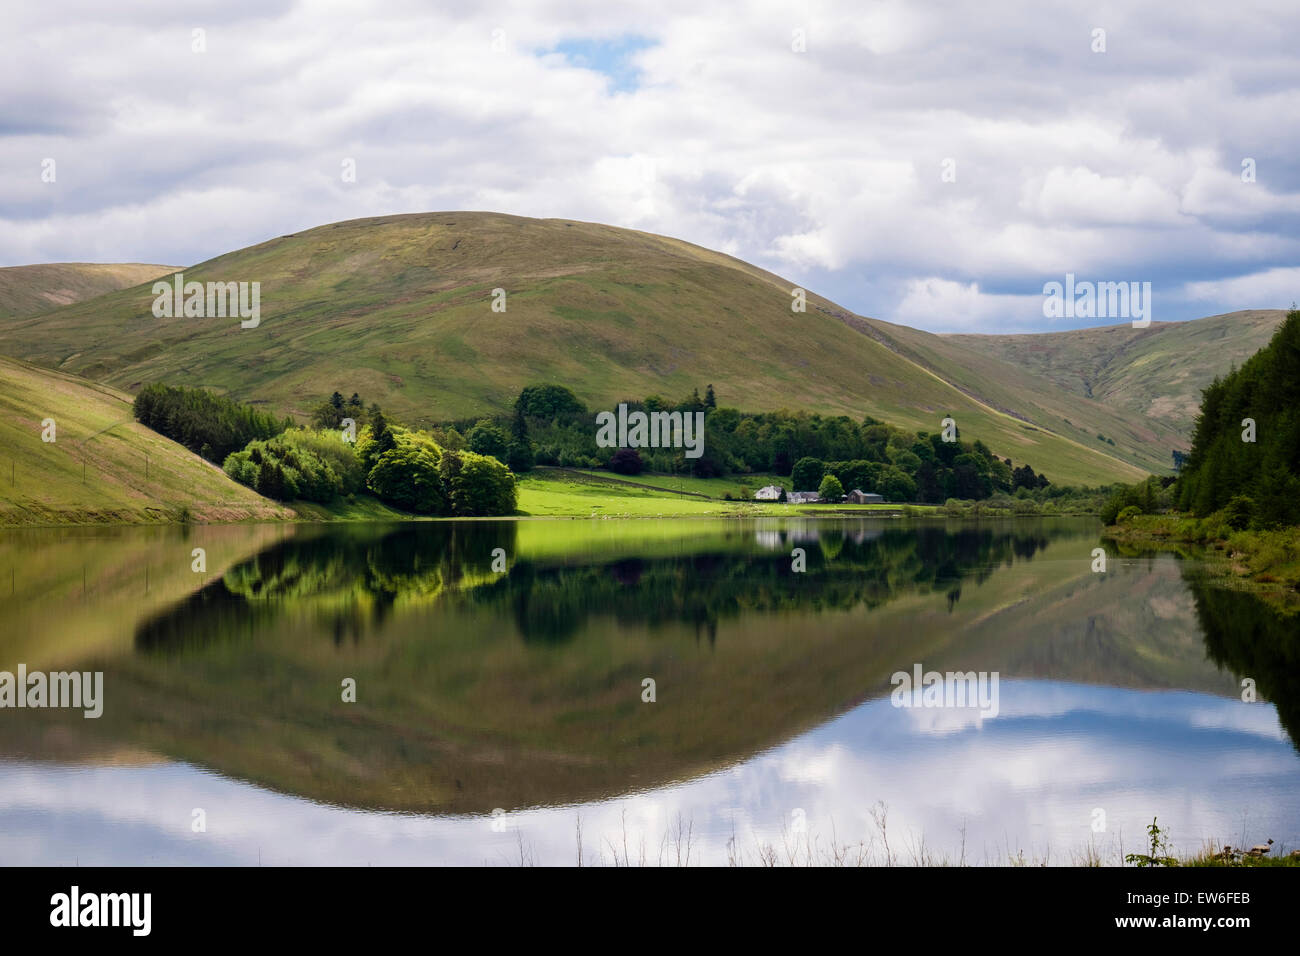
[1103,513,1300,613]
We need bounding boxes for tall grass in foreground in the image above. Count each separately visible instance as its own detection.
[494,806,1299,867]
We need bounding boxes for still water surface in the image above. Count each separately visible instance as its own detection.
[1,517,1296,865]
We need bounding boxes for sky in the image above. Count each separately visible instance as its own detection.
[2,0,1298,333]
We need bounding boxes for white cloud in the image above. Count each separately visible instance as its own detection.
[894,277,1041,332]
[1025,167,1185,226]
[1,0,1299,331]
[1184,266,1300,308]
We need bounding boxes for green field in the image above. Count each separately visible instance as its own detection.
[517,468,930,517]
[0,212,1152,487]
[566,468,785,498]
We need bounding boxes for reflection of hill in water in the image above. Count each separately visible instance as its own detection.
[3,519,1292,811]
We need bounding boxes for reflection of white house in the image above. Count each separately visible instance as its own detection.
[787,491,820,504]
[754,485,785,501]
[755,527,821,547]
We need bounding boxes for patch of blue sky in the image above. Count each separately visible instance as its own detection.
[543,35,656,93]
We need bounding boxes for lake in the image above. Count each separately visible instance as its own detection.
[1,517,1296,866]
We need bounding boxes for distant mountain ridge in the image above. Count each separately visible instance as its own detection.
[947,310,1287,458]
[0,213,1279,485]
[0,262,176,320]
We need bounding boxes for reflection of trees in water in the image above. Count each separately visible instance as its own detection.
[1186,576,1300,752]
[135,522,1052,653]
[475,526,1049,644]
[135,523,517,652]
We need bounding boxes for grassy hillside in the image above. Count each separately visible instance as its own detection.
[0,262,175,320]
[0,355,291,525]
[0,212,1146,486]
[947,310,1286,464]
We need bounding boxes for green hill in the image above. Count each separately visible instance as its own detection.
[0,262,176,320]
[0,212,1150,487]
[947,310,1286,466]
[0,355,290,525]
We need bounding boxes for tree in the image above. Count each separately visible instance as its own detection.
[818,474,844,501]
[467,419,510,463]
[355,413,401,476]
[439,449,516,516]
[515,384,587,422]
[367,444,445,514]
[438,447,464,510]
[506,404,534,472]
[881,468,917,503]
[1011,463,1039,491]
[608,447,644,475]
[1177,310,1300,521]
[511,404,529,444]
[132,383,286,463]
[256,461,285,500]
[1223,495,1255,531]
[330,391,344,409]
[705,384,716,409]
[225,430,349,503]
[507,441,535,472]
[791,456,825,491]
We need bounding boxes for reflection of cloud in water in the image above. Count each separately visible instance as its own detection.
[2,681,1296,866]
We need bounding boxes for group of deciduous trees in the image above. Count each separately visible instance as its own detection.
[136,384,517,515]
[356,416,516,516]
[460,383,1050,503]
[222,428,367,503]
[309,391,377,430]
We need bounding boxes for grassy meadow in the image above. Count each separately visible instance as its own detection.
[516,468,932,518]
